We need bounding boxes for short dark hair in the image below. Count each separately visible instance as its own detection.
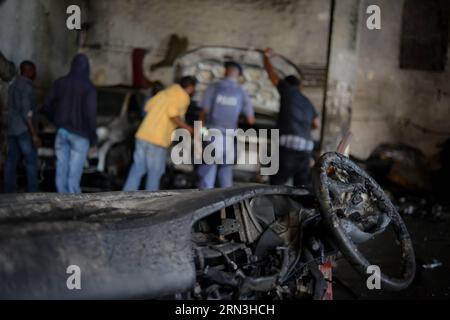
[285,75,301,87]
[224,61,243,75]
[151,81,165,95]
[20,61,36,74]
[178,76,197,89]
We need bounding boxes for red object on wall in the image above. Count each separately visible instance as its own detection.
[132,48,150,89]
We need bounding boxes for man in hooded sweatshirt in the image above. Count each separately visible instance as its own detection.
[43,54,97,194]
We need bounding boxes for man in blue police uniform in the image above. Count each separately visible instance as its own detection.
[263,48,320,187]
[197,61,255,189]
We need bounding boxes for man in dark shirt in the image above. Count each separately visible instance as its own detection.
[263,48,320,187]
[43,54,97,194]
[4,61,41,193]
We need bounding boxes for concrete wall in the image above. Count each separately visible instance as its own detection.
[321,0,360,154]
[4,0,445,161]
[0,0,82,167]
[350,0,450,159]
[83,0,331,111]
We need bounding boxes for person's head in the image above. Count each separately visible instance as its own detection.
[284,75,301,90]
[178,76,197,96]
[20,61,36,81]
[151,81,165,96]
[224,61,243,80]
[70,54,90,79]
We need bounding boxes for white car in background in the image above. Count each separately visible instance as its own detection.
[169,46,307,186]
[37,86,147,192]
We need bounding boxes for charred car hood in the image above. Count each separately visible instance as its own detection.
[0,184,307,299]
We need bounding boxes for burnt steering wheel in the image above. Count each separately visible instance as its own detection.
[312,152,416,291]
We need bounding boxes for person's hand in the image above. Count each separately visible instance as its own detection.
[264,48,274,58]
[32,134,42,149]
[186,125,194,136]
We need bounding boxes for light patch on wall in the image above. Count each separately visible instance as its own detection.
[94,69,106,86]
[317,12,329,21]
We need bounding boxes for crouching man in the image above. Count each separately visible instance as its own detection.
[123,76,197,191]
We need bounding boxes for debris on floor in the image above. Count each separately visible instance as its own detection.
[364,143,432,193]
[395,196,450,222]
[422,259,443,270]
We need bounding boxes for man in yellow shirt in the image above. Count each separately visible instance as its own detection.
[123,76,197,191]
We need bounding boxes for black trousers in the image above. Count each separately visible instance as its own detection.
[271,147,312,187]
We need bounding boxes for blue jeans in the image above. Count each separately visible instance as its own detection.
[197,163,233,189]
[197,133,234,189]
[4,132,38,193]
[123,139,167,191]
[55,128,90,194]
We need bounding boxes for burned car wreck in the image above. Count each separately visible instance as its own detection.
[0,153,415,300]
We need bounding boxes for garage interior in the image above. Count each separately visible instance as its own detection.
[0,0,450,300]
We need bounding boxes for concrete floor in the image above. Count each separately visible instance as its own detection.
[334,214,450,299]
